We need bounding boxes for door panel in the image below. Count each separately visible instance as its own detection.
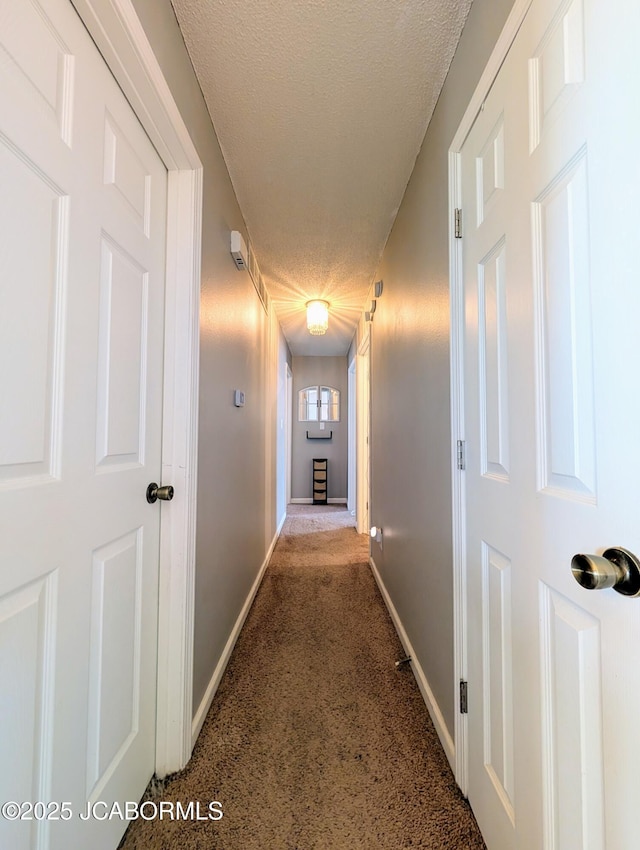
[103,113,152,235]
[480,542,514,822]
[476,117,504,226]
[0,0,167,847]
[87,528,143,800]
[538,585,605,850]
[0,142,66,483]
[0,0,74,146]
[0,573,57,850]
[529,0,585,154]
[478,237,509,481]
[96,236,149,469]
[532,150,596,500]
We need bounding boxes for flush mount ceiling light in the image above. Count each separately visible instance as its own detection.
[306,300,329,335]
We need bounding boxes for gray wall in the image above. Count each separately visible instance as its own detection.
[291,356,348,501]
[368,0,516,735]
[130,0,284,714]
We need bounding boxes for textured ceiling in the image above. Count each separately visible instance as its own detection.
[171,0,473,355]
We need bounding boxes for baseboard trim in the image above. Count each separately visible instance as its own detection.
[290,498,347,505]
[369,556,456,771]
[191,518,284,746]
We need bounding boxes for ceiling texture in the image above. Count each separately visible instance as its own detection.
[170,0,473,355]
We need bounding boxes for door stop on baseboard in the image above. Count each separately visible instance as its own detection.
[394,656,412,669]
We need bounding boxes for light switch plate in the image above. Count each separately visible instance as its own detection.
[234,390,245,407]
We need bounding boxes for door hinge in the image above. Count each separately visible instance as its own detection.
[454,208,462,239]
[460,680,468,714]
[457,439,466,470]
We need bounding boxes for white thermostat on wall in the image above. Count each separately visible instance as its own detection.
[234,390,245,407]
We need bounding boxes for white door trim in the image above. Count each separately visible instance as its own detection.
[286,363,293,508]
[348,355,356,515]
[71,0,203,776]
[356,330,371,535]
[448,0,533,796]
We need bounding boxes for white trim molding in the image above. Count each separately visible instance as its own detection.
[369,557,455,770]
[356,331,371,535]
[347,355,357,515]
[156,166,202,776]
[191,518,285,745]
[448,142,468,793]
[448,0,534,796]
[71,0,203,776]
[285,364,293,507]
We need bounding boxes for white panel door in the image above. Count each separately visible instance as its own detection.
[461,0,640,848]
[0,0,167,848]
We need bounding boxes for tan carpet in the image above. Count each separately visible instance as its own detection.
[119,504,486,849]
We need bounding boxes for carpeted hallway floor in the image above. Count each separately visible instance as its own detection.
[119,504,486,849]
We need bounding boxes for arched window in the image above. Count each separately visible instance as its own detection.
[298,386,340,422]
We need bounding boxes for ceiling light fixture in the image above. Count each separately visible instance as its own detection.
[306,300,329,335]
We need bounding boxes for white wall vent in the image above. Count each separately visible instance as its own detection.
[230,230,269,314]
[247,243,269,314]
[230,230,248,270]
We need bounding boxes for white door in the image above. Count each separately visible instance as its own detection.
[461,0,640,847]
[0,0,167,847]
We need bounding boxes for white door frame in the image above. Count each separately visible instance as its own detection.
[348,355,356,515]
[448,0,533,795]
[356,331,371,535]
[286,363,293,508]
[71,0,203,777]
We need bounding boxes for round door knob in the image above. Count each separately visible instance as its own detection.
[571,547,640,597]
[146,483,174,504]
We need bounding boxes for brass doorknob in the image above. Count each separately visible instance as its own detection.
[571,547,640,597]
[146,483,174,504]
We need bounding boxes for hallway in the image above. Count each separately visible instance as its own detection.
[119,506,484,849]
[3,1,639,847]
